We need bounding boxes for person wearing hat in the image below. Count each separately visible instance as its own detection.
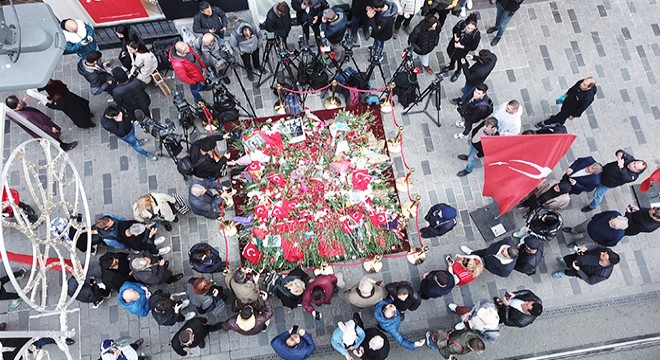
[99,338,150,360]
[149,289,195,326]
[128,251,183,285]
[117,221,170,255]
[110,67,151,119]
[373,300,426,350]
[270,326,317,360]
[343,277,387,309]
[118,281,151,318]
[493,289,543,328]
[447,300,500,343]
[514,236,544,276]
[222,291,273,335]
[459,238,519,278]
[352,312,390,360]
[563,210,629,248]
[384,281,421,319]
[420,203,458,239]
[301,273,344,320]
[419,270,456,300]
[171,317,224,356]
[331,316,366,360]
[61,18,99,58]
[425,328,485,359]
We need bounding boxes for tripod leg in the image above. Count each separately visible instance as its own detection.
[433,89,442,128]
[232,67,256,118]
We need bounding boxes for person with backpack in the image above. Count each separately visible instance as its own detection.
[408,15,442,74]
[420,203,457,238]
[189,243,225,273]
[453,83,493,140]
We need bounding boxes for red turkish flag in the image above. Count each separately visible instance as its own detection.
[640,168,660,192]
[242,242,263,265]
[282,237,305,262]
[369,212,388,226]
[268,174,286,187]
[482,134,576,215]
[352,170,372,191]
[349,211,365,223]
[254,204,269,219]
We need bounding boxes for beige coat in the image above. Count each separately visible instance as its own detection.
[133,193,177,222]
[129,51,158,85]
[343,284,388,308]
[531,179,570,211]
[225,276,260,304]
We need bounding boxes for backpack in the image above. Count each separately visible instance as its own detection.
[285,91,303,115]
[393,72,419,107]
[176,155,204,177]
[151,37,180,73]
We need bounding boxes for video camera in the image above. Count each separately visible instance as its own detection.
[341,32,354,56]
[173,90,196,129]
[136,109,177,138]
[402,46,415,72]
[369,45,384,64]
[266,32,276,41]
[318,32,331,54]
[205,68,224,89]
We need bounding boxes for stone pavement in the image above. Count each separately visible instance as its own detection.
[1,0,660,359]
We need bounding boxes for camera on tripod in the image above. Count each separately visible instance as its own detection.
[266,32,276,41]
[205,69,224,90]
[318,32,331,54]
[341,32,354,56]
[369,46,384,64]
[432,72,445,86]
[136,109,177,138]
[173,90,197,129]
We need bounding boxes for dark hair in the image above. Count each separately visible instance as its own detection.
[435,271,451,286]
[199,1,211,10]
[128,41,150,53]
[475,83,488,93]
[115,25,130,39]
[607,250,620,265]
[232,269,247,283]
[85,50,102,63]
[193,278,212,295]
[311,286,325,302]
[468,337,485,351]
[178,330,192,344]
[155,298,175,313]
[190,247,212,265]
[395,283,410,297]
[478,49,493,63]
[43,79,69,102]
[521,130,537,135]
[484,117,498,128]
[103,105,123,118]
[370,0,386,8]
[59,18,71,30]
[99,256,114,269]
[506,246,519,260]
[239,305,253,319]
[112,67,129,84]
[652,208,660,218]
[276,2,290,14]
[5,95,19,110]
[465,12,480,26]
[530,302,543,316]
[420,15,438,31]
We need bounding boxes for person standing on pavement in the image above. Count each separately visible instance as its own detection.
[193,1,228,37]
[171,317,224,356]
[128,251,184,285]
[117,221,171,255]
[101,105,158,161]
[133,193,178,231]
[127,42,159,86]
[189,243,225,273]
[332,315,366,360]
[493,289,543,327]
[486,0,525,46]
[61,18,99,58]
[222,291,273,335]
[273,268,310,309]
[343,277,388,308]
[624,206,660,236]
[292,0,329,43]
[111,67,152,118]
[446,300,500,343]
[491,99,522,135]
[186,277,227,315]
[459,238,518,277]
[582,149,646,212]
[302,273,344,320]
[4,95,78,152]
[118,281,151,317]
[561,156,603,195]
[373,300,426,350]
[456,117,498,177]
[0,268,26,309]
[77,50,115,96]
[271,326,317,360]
[384,281,422,319]
[34,79,96,129]
[420,0,457,29]
[264,2,293,46]
[536,77,597,128]
[99,252,136,291]
[552,245,619,285]
[188,179,228,220]
[563,210,628,248]
[451,50,497,105]
[169,41,208,104]
[149,289,196,326]
[419,269,456,300]
[441,12,481,83]
[351,0,372,41]
[229,19,264,82]
[453,84,494,140]
[367,0,398,54]
[320,7,348,63]
[393,0,423,38]
[99,338,150,360]
[192,33,230,84]
[513,236,544,276]
[425,328,485,359]
[226,267,261,306]
[407,15,442,75]
[420,203,458,238]
[352,326,390,360]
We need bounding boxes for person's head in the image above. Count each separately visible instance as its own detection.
[135,194,155,212]
[357,277,375,295]
[587,162,604,174]
[395,283,410,301]
[466,257,484,277]
[241,26,254,38]
[286,333,301,348]
[95,216,115,230]
[473,83,488,99]
[465,12,480,33]
[609,216,629,230]
[338,320,357,347]
[579,77,597,91]
[368,335,385,350]
[483,117,498,134]
[521,129,537,135]
[435,271,451,287]
[240,305,254,320]
[467,337,485,353]
[524,301,543,316]
[370,0,387,11]
[311,286,325,302]
[190,184,207,197]
[284,278,306,296]
[4,95,21,110]
[130,257,151,271]
[554,180,572,194]
[382,303,397,319]
[115,25,130,39]
[190,246,211,264]
[504,245,519,260]
[650,208,660,222]
[600,249,620,267]
[128,223,146,236]
[121,288,140,302]
[193,278,212,295]
[627,160,647,173]
[178,328,194,346]
[505,100,520,114]
[128,41,149,54]
[60,19,78,33]
[523,236,542,254]
[175,41,190,56]
[477,49,493,63]
[154,297,175,313]
[236,305,256,331]
[322,8,337,22]
[104,105,123,121]
[233,268,247,284]
[85,50,102,65]
[99,256,118,270]
[420,15,439,31]
[199,1,212,15]
[275,2,290,16]
[202,33,216,47]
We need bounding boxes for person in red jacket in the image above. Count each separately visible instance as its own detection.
[168,41,207,103]
[301,274,344,320]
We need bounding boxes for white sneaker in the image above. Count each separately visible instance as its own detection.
[335,272,346,289]
[448,303,458,312]
[453,133,468,140]
[454,120,465,128]
[180,299,190,309]
[466,0,473,10]
[460,245,473,255]
[460,7,467,17]
[154,236,166,246]
[158,246,172,255]
[454,321,466,330]
[184,312,196,320]
[92,298,104,309]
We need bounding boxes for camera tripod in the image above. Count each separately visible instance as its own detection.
[363,52,388,87]
[403,74,444,128]
[211,83,254,120]
[258,37,299,89]
[379,48,416,99]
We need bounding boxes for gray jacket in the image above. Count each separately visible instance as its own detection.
[128,251,172,285]
[229,21,262,55]
[192,33,226,71]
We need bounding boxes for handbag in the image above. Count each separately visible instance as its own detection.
[171,193,190,215]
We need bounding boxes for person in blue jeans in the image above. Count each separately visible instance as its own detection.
[457,117,499,177]
[486,0,525,46]
[101,105,157,161]
[583,150,646,212]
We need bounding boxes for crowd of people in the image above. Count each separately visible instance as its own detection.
[1,0,658,359]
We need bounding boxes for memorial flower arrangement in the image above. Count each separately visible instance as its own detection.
[233,109,407,270]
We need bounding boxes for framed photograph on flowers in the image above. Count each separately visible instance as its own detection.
[278,117,306,144]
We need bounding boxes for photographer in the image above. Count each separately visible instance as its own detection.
[367,0,398,54]
[101,104,158,161]
[408,15,441,74]
[229,19,264,82]
[192,33,230,84]
[169,41,207,104]
[193,1,228,37]
[111,67,152,118]
[265,2,293,46]
[189,134,230,180]
[292,0,329,43]
[320,7,348,63]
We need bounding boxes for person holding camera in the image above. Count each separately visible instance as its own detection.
[149,289,196,326]
[271,326,317,360]
[189,134,230,180]
[192,33,231,84]
[111,67,152,118]
[293,0,329,43]
[229,19,264,82]
[222,291,273,335]
[321,7,348,63]
[453,83,493,140]
[367,0,398,54]
[193,1,228,37]
[407,15,441,74]
[169,41,208,104]
[101,105,158,161]
[265,2,293,46]
[133,193,178,231]
[127,41,158,86]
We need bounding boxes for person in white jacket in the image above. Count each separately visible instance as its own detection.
[492,99,523,135]
[128,42,159,86]
[393,0,423,37]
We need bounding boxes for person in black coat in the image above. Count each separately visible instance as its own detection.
[452,49,497,104]
[102,106,157,161]
[111,67,151,118]
[461,238,519,278]
[353,314,390,360]
[441,12,481,82]
[583,149,646,212]
[537,77,597,127]
[625,206,660,236]
[37,79,95,128]
[514,236,544,276]
[561,156,603,195]
[193,1,228,37]
[189,135,229,179]
[77,50,115,96]
[116,220,167,255]
[264,2,293,44]
[494,289,543,328]
[454,83,493,139]
[115,24,143,69]
[171,317,223,356]
[274,267,310,309]
[99,252,136,291]
[407,15,441,74]
[367,0,398,53]
[149,289,194,326]
[553,245,619,285]
[456,117,498,177]
[292,0,329,42]
[351,0,372,40]
[384,281,421,317]
[420,203,457,238]
[67,276,110,308]
[419,270,455,300]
